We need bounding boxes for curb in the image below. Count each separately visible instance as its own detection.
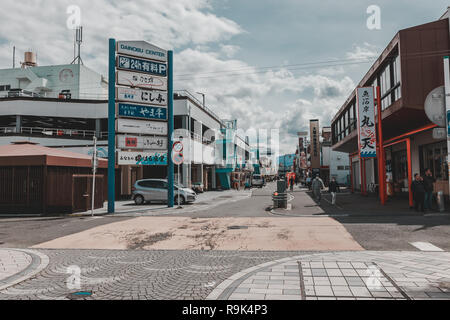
[0,249,49,292]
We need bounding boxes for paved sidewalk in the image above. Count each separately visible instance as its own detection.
[0,249,49,291]
[207,251,450,300]
[272,186,450,217]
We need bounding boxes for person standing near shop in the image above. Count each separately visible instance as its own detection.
[423,168,435,211]
[411,173,425,212]
[328,177,340,205]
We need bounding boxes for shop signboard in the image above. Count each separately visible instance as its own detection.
[117,103,167,120]
[117,70,167,91]
[356,87,377,158]
[117,55,167,76]
[117,118,167,135]
[117,135,167,150]
[117,41,167,62]
[309,120,320,169]
[117,151,167,165]
[116,87,167,106]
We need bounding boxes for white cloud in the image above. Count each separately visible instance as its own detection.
[0,0,242,72]
[0,0,357,154]
[174,48,355,153]
[346,42,379,60]
[220,44,240,58]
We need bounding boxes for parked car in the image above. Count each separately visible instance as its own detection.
[191,182,204,193]
[251,174,265,188]
[132,179,196,205]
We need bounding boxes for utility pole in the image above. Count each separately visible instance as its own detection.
[91,136,97,217]
[444,56,450,197]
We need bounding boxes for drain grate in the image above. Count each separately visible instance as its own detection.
[227,225,248,230]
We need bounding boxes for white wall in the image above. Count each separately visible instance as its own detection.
[0,64,107,99]
[0,99,107,118]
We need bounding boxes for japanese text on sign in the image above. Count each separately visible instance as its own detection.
[357,87,377,158]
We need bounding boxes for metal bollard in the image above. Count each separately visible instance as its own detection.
[436,191,445,212]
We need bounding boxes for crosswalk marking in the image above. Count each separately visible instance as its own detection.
[410,242,444,252]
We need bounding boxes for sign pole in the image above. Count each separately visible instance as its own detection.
[444,56,450,196]
[178,164,181,208]
[168,50,174,208]
[91,136,97,217]
[376,86,386,205]
[107,38,116,214]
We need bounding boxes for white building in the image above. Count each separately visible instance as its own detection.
[0,63,107,100]
[173,91,252,190]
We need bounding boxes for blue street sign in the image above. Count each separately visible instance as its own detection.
[118,103,167,120]
[117,55,167,76]
[447,110,450,136]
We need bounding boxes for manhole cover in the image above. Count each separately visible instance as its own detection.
[67,291,93,300]
[227,225,248,230]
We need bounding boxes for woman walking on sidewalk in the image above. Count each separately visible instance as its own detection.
[328,177,340,205]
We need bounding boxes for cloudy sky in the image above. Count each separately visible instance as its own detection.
[0,0,448,153]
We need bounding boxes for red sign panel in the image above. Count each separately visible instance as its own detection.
[125,137,138,147]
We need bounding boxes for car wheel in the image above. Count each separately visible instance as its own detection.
[174,195,185,205]
[134,195,144,205]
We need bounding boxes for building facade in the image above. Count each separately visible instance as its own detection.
[331,14,450,205]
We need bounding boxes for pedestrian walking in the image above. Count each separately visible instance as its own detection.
[411,173,425,212]
[328,177,340,205]
[290,175,295,191]
[423,168,435,211]
[311,175,325,205]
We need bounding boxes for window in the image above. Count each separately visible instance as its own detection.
[421,141,448,180]
[0,85,11,92]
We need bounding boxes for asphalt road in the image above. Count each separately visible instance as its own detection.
[1,183,449,251]
[0,216,132,248]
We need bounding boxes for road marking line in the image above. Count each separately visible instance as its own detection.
[409,242,444,252]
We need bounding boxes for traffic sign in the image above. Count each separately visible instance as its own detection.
[172,152,184,165]
[173,141,183,152]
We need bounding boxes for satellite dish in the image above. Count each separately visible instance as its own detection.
[424,86,446,127]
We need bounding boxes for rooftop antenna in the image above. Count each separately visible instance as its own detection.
[71,26,84,65]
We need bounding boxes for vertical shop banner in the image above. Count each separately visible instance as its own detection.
[357,87,377,158]
[309,120,320,169]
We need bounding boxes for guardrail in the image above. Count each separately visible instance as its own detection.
[0,126,108,139]
[174,90,225,126]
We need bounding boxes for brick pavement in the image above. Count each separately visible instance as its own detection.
[0,248,48,291]
[1,249,449,300]
[207,251,450,300]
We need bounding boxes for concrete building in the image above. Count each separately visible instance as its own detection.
[321,127,350,186]
[331,11,450,206]
[0,62,107,100]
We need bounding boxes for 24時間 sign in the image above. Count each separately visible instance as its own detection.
[357,87,377,158]
[117,55,167,77]
[117,70,167,91]
[118,103,167,120]
[117,151,167,165]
